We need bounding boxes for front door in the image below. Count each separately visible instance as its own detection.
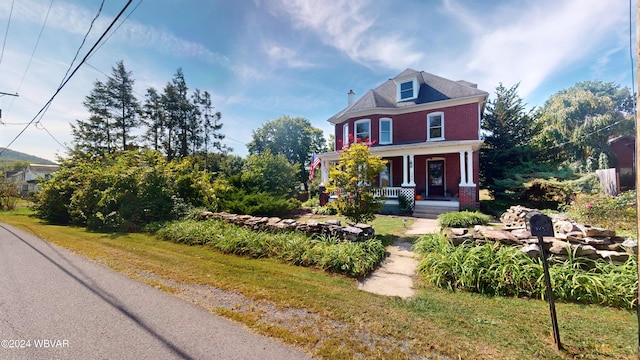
[427,160,445,198]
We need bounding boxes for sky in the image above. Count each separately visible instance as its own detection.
[0,0,636,162]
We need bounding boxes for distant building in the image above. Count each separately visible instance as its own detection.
[4,164,60,196]
[608,136,635,192]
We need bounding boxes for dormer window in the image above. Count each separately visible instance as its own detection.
[395,77,418,102]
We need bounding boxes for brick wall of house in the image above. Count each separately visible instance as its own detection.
[335,102,480,148]
[459,186,478,209]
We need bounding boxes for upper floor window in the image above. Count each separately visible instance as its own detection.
[354,119,371,143]
[427,112,444,141]
[342,123,349,149]
[396,77,418,102]
[379,118,392,145]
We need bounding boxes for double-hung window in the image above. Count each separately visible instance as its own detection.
[354,119,370,143]
[396,77,418,101]
[379,118,392,145]
[427,112,444,141]
[342,123,349,149]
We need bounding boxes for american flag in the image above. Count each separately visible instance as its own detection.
[308,153,320,180]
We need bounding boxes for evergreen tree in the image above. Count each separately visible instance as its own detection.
[72,61,140,155]
[141,87,164,151]
[479,83,540,197]
[106,60,140,150]
[193,89,227,156]
[71,80,114,155]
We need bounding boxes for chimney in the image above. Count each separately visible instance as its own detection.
[348,89,355,106]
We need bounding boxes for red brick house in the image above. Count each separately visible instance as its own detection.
[318,69,488,216]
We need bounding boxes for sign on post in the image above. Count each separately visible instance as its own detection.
[527,212,562,350]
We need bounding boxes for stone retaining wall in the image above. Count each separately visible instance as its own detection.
[447,205,637,263]
[200,212,375,242]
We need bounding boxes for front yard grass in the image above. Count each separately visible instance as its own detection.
[0,209,636,359]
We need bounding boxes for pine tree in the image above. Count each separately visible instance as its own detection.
[479,83,539,197]
[106,60,140,150]
[71,80,114,155]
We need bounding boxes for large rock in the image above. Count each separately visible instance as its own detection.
[474,227,522,245]
[520,243,540,258]
[576,224,616,238]
[621,239,638,254]
[597,250,630,262]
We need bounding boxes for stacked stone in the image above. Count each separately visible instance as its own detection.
[444,206,636,263]
[200,211,375,242]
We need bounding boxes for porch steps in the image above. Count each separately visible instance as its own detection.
[412,205,456,219]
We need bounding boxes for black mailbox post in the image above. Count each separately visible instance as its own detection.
[527,212,562,350]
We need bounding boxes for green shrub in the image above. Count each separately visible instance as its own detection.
[33,150,214,231]
[156,219,386,277]
[567,190,636,232]
[414,233,638,309]
[312,204,338,215]
[221,192,299,217]
[301,197,319,207]
[437,210,491,228]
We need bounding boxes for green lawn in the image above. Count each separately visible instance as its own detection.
[0,208,636,359]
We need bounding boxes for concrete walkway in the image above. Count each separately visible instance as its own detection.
[358,218,440,298]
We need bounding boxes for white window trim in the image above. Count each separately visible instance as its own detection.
[427,112,445,141]
[396,77,418,102]
[379,117,393,145]
[354,119,371,143]
[342,123,349,149]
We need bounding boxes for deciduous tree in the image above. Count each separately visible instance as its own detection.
[327,142,386,223]
[247,116,326,187]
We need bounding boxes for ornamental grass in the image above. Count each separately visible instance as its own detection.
[157,219,386,278]
[415,233,637,309]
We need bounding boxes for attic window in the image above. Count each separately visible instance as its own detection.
[397,77,418,101]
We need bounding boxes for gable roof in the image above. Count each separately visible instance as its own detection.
[328,69,488,124]
[26,164,60,174]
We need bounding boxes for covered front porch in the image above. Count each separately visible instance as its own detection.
[318,140,482,213]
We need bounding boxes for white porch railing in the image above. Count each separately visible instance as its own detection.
[371,187,403,198]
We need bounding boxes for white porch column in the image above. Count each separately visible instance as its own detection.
[408,154,416,186]
[459,151,467,185]
[320,160,329,186]
[401,154,409,186]
[467,151,476,186]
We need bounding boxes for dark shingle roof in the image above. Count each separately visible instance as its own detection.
[329,69,488,123]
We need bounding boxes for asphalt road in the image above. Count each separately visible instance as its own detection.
[0,223,311,360]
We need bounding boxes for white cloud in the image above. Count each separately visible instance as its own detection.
[270,0,424,70]
[264,43,316,69]
[446,0,627,98]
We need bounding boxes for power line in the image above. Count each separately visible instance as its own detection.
[8,0,54,110]
[35,122,66,148]
[0,0,134,158]
[0,0,14,68]
[89,0,144,60]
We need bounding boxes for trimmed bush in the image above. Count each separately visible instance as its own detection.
[437,210,492,228]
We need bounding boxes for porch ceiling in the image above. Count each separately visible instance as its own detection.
[319,139,483,161]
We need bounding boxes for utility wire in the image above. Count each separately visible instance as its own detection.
[0,0,134,158]
[89,0,143,60]
[0,0,14,68]
[35,122,66,148]
[7,0,54,112]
